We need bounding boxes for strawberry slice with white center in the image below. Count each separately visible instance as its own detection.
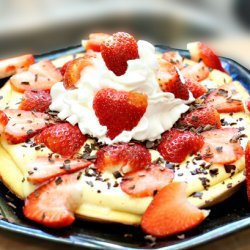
[23,173,83,228]
[84,33,110,52]
[121,164,174,198]
[245,141,250,202]
[162,51,184,69]
[63,55,94,89]
[10,60,62,93]
[0,54,35,79]
[187,42,227,73]
[157,59,179,92]
[181,61,210,82]
[95,142,151,174]
[200,128,244,164]
[204,82,245,113]
[141,182,208,237]
[27,156,91,184]
[0,109,54,144]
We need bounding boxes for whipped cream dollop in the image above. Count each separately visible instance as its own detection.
[50,40,193,144]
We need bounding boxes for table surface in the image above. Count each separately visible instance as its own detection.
[0,37,249,250]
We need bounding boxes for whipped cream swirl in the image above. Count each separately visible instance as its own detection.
[50,40,193,144]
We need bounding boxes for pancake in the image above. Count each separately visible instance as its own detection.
[0,52,249,227]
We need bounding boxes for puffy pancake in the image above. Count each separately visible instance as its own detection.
[0,53,249,226]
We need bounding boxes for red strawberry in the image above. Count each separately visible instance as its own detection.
[27,156,91,184]
[185,78,208,98]
[0,54,35,79]
[64,55,94,89]
[95,142,151,173]
[93,88,148,139]
[60,60,72,76]
[200,128,244,164]
[10,60,62,93]
[141,182,208,237]
[85,33,110,52]
[160,70,190,100]
[188,42,226,73]
[245,141,250,202]
[19,90,51,112]
[162,51,184,69]
[158,129,204,163]
[246,99,250,112]
[121,164,174,197]
[204,83,244,113]
[23,173,83,228]
[179,106,221,129]
[0,111,9,134]
[181,61,209,82]
[100,32,139,76]
[0,109,54,144]
[35,123,87,157]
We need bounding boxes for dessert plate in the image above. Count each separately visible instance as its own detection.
[0,45,249,250]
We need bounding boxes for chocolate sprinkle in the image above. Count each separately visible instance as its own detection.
[224,164,236,174]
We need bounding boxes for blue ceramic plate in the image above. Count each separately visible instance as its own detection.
[0,45,249,250]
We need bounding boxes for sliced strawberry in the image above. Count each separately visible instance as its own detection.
[162,51,184,69]
[204,82,245,113]
[158,129,204,163]
[245,141,250,202]
[179,106,221,129]
[159,67,189,100]
[0,54,35,79]
[27,156,91,184]
[100,32,139,76]
[93,88,148,139]
[60,60,72,76]
[19,90,51,112]
[10,60,62,93]
[200,128,244,164]
[185,78,208,98]
[95,142,151,173]
[141,182,207,237]
[187,42,226,73]
[23,173,83,228]
[0,111,9,134]
[0,109,53,144]
[157,59,179,92]
[181,61,209,82]
[121,164,174,198]
[35,123,87,157]
[246,99,250,113]
[85,33,110,52]
[64,55,94,89]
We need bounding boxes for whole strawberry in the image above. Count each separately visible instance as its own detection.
[100,32,139,76]
[158,129,204,163]
[35,123,87,157]
[93,88,147,139]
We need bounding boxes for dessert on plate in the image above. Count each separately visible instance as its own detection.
[0,32,249,238]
